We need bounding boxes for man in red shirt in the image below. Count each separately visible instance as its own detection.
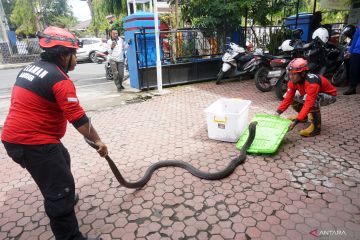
[275,58,337,137]
[1,26,106,239]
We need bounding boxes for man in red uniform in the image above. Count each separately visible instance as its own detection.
[275,58,337,137]
[1,26,107,239]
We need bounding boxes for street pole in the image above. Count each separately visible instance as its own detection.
[153,0,163,92]
[0,0,12,54]
[312,0,317,15]
[295,0,300,29]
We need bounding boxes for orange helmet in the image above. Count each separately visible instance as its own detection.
[37,26,80,49]
[287,58,309,73]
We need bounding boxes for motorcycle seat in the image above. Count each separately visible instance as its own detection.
[266,54,289,59]
[238,53,254,63]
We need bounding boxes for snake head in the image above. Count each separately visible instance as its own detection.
[246,121,258,146]
[249,121,258,129]
[84,137,99,150]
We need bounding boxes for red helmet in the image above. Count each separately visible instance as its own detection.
[287,58,309,73]
[37,26,80,49]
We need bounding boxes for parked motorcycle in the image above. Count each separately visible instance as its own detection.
[331,47,350,87]
[216,42,263,85]
[94,50,113,80]
[254,28,306,93]
[274,27,347,100]
[255,38,304,93]
[331,24,356,86]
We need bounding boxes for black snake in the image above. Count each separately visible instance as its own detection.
[85,121,257,189]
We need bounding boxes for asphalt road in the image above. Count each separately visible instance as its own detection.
[0,62,148,127]
[0,62,107,91]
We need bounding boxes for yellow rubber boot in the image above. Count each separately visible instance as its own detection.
[299,108,321,137]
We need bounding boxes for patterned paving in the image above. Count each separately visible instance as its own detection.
[0,79,359,239]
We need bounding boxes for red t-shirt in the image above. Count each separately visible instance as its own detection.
[1,60,88,144]
[277,73,337,121]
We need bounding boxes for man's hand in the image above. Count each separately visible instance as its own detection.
[95,140,108,157]
[288,121,297,131]
[111,41,116,49]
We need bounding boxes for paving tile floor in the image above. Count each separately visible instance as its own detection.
[0,79,359,240]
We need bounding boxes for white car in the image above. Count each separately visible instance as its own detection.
[76,38,106,62]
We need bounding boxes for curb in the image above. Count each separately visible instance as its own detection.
[0,63,32,70]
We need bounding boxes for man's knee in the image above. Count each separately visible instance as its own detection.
[317,94,336,107]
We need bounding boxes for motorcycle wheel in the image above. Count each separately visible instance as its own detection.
[275,74,287,100]
[216,70,224,85]
[90,52,97,63]
[331,64,347,87]
[254,67,272,92]
[106,65,113,80]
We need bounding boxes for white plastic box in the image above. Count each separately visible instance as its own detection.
[204,98,251,142]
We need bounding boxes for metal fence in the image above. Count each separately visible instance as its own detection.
[244,25,284,49]
[1,23,346,64]
[12,38,42,55]
[134,29,226,68]
[0,38,41,64]
[239,22,345,50]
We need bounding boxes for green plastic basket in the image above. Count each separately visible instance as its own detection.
[236,114,292,154]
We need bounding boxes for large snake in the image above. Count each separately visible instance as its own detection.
[85,121,257,189]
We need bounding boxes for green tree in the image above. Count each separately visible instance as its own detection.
[181,0,290,31]
[10,0,77,36]
[88,0,110,37]
[103,0,127,16]
[110,16,125,35]
[10,0,37,36]
[52,15,78,29]
[88,0,127,37]
[40,0,76,26]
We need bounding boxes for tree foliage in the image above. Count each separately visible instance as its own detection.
[9,0,77,36]
[88,0,110,37]
[40,0,76,26]
[110,16,125,35]
[52,15,78,29]
[180,0,291,31]
[10,0,37,35]
[180,0,351,33]
[87,0,127,36]
[103,0,127,17]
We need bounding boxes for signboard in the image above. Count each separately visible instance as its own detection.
[319,0,351,10]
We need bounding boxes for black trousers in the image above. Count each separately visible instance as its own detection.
[2,141,85,240]
[349,53,360,89]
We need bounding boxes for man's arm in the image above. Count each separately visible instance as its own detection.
[276,81,296,115]
[53,80,108,157]
[76,122,108,157]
